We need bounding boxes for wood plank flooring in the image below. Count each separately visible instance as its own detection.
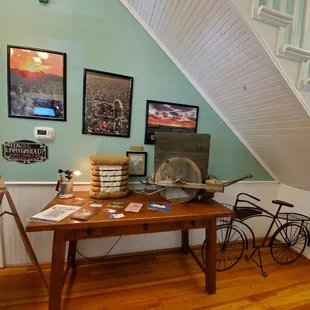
[1,247,310,309]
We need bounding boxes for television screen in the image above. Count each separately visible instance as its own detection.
[34,107,56,117]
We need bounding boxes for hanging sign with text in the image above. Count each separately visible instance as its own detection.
[2,140,48,164]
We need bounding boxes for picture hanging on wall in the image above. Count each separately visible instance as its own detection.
[82,69,133,138]
[126,151,147,176]
[7,45,67,121]
[144,100,199,144]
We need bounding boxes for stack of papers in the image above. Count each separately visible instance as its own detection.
[27,205,80,224]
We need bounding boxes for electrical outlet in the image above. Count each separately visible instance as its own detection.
[39,0,48,4]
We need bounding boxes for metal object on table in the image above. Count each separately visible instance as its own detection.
[137,156,253,203]
[56,169,81,199]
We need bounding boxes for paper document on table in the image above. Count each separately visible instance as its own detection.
[27,205,80,224]
[109,213,125,219]
[125,203,143,213]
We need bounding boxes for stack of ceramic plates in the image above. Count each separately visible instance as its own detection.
[89,154,129,199]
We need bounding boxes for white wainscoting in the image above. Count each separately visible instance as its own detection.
[0,182,278,266]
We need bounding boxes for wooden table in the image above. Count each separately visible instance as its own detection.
[26,192,234,310]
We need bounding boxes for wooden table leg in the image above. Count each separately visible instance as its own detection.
[67,240,77,268]
[49,231,66,310]
[181,230,189,254]
[205,219,216,294]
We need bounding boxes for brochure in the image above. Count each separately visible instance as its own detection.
[71,208,97,221]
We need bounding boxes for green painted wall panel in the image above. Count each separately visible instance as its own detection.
[0,0,273,182]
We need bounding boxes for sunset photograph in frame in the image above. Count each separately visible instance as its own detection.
[8,45,66,121]
[144,100,199,144]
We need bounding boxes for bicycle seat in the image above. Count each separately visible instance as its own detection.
[272,200,294,208]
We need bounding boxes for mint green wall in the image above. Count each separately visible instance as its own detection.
[0,0,272,182]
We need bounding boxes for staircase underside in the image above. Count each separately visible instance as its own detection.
[121,0,310,191]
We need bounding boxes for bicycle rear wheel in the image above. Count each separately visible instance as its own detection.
[270,222,307,265]
[201,225,245,271]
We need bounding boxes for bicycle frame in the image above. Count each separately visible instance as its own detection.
[203,193,310,277]
[228,193,309,276]
[229,193,301,249]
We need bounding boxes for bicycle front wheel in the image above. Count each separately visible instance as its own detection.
[270,222,307,265]
[201,225,245,271]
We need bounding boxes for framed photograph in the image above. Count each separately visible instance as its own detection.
[144,100,199,144]
[126,151,147,176]
[82,69,133,137]
[7,45,67,121]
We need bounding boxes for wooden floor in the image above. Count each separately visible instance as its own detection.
[1,247,310,310]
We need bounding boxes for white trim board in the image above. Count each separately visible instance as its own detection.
[120,0,277,181]
[4,181,279,185]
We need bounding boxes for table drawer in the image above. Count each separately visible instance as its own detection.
[182,219,209,229]
[74,221,184,240]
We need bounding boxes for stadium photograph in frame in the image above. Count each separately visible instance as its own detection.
[7,45,66,121]
[144,100,199,144]
[82,69,133,137]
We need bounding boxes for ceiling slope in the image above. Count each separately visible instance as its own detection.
[121,0,310,190]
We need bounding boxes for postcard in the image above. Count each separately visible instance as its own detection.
[125,203,143,213]
[109,213,125,219]
[102,208,117,214]
[147,203,171,212]
[106,202,124,209]
[90,203,103,208]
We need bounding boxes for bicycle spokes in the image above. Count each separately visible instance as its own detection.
[271,223,307,265]
[215,225,244,271]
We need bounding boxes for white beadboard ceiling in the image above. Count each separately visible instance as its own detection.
[121,0,310,191]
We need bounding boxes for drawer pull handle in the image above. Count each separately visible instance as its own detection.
[191,220,196,226]
[87,228,93,236]
[143,224,148,231]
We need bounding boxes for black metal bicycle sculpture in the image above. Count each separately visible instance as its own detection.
[201,193,310,277]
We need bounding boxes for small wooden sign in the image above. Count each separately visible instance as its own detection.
[129,145,144,151]
[2,140,48,164]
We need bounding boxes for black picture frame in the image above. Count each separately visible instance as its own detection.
[144,100,199,144]
[126,151,147,176]
[7,45,67,121]
[82,68,133,138]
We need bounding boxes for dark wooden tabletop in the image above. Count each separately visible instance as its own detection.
[26,191,234,232]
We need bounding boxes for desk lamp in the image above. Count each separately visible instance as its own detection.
[56,169,81,199]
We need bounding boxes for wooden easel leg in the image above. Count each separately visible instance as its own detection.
[0,192,5,268]
[0,178,49,291]
[0,192,4,206]
[5,191,49,291]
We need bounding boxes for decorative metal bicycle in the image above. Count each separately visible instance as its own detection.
[201,193,310,277]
